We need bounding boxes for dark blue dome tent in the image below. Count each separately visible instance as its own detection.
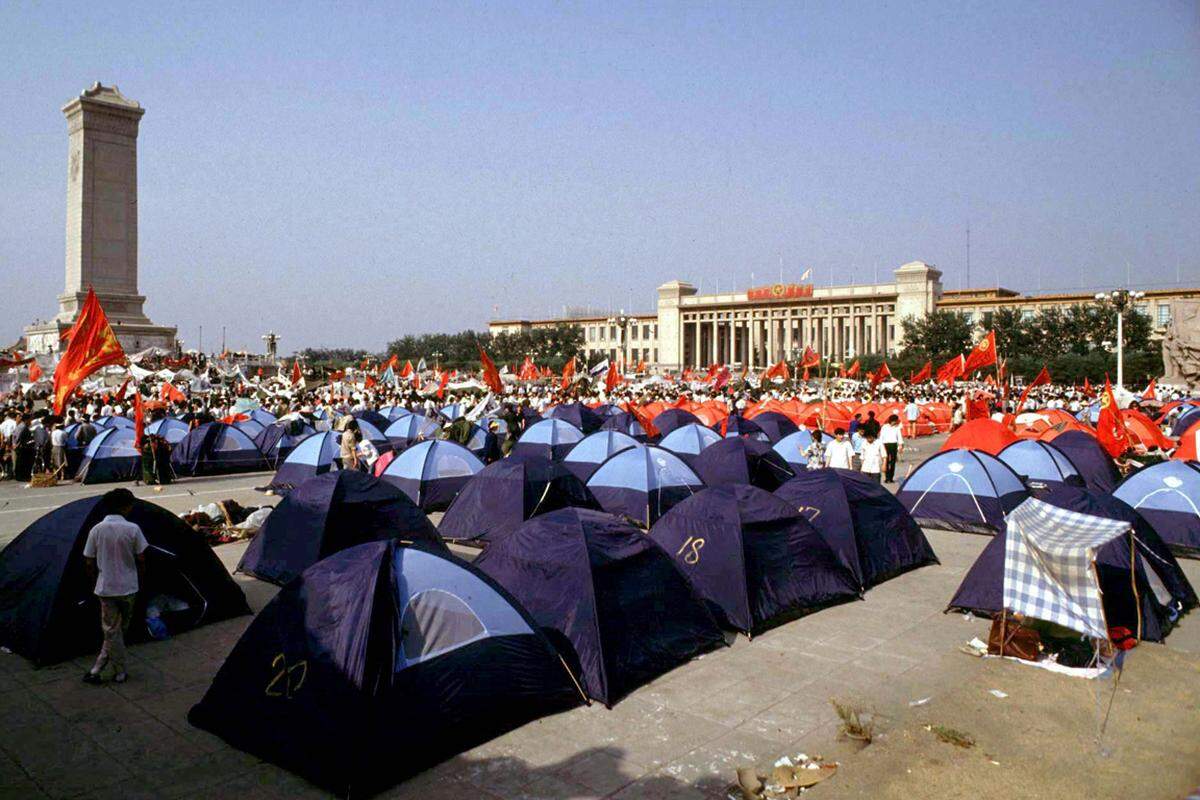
[562,430,639,482]
[379,440,484,511]
[238,471,446,586]
[775,469,938,590]
[658,423,722,465]
[592,403,624,417]
[76,427,141,484]
[377,405,411,422]
[254,418,317,468]
[240,407,277,427]
[170,422,268,477]
[998,439,1083,494]
[897,450,1028,535]
[1114,460,1200,556]
[1047,430,1120,494]
[351,409,392,434]
[1170,404,1200,437]
[651,408,701,437]
[439,458,595,544]
[383,413,442,454]
[188,541,584,797]
[232,418,267,440]
[948,487,1195,643]
[739,411,798,443]
[586,446,703,527]
[598,411,649,441]
[438,402,467,421]
[711,414,770,443]
[546,402,603,434]
[351,418,393,455]
[269,431,339,492]
[510,418,585,461]
[649,486,860,635]
[690,437,794,491]
[457,421,500,463]
[771,429,815,471]
[475,508,726,706]
[0,496,251,666]
[145,417,190,445]
[95,415,134,430]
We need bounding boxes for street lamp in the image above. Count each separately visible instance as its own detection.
[1094,289,1144,389]
[431,351,444,371]
[606,311,630,367]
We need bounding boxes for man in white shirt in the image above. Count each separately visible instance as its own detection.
[824,428,855,470]
[859,431,886,482]
[879,414,905,483]
[904,399,920,437]
[82,489,148,685]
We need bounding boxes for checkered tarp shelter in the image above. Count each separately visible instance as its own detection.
[1002,497,1132,639]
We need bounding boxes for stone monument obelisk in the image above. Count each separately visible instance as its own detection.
[23,83,176,354]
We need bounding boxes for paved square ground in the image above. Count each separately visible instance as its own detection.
[1,436,1197,799]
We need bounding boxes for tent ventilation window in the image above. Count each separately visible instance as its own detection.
[400,589,486,664]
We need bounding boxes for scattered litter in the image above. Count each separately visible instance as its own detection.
[963,612,974,622]
[831,699,874,743]
[925,724,975,748]
[989,760,1001,766]
[729,753,837,798]
[0,646,11,654]
[908,697,932,707]
[181,499,271,546]
[988,689,1008,699]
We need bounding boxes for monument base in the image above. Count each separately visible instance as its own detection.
[23,318,177,356]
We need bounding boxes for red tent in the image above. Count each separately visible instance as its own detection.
[939,418,1019,455]
[1173,421,1199,461]
[1120,409,1175,451]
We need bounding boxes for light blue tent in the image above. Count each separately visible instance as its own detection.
[997,440,1081,492]
[270,431,340,491]
[897,450,1028,534]
[384,414,442,452]
[659,423,722,461]
[511,419,585,461]
[771,429,815,470]
[1171,405,1200,437]
[233,418,267,439]
[379,440,484,511]
[146,417,190,444]
[586,446,703,526]
[378,405,412,422]
[76,427,140,484]
[245,408,278,427]
[1114,460,1200,555]
[439,403,467,421]
[96,415,134,430]
[562,431,639,482]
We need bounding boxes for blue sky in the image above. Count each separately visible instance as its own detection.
[2,2,1197,353]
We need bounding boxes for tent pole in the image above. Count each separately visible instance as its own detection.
[557,653,591,706]
[1130,536,1142,642]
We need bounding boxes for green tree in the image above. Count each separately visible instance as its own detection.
[898,311,973,360]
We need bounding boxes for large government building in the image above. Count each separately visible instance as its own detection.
[490,261,1199,372]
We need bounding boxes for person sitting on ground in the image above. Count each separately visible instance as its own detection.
[82,489,147,685]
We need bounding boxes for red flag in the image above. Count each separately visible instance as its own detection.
[411,368,421,390]
[133,392,145,448]
[1096,378,1132,458]
[113,376,131,402]
[384,354,399,372]
[604,360,621,392]
[636,360,647,375]
[52,287,127,414]
[291,360,303,385]
[761,360,790,382]
[869,361,892,387]
[560,357,577,390]
[712,366,732,391]
[160,382,185,404]
[963,331,997,374]
[477,344,504,393]
[364,375,377,389]
[719,414,730,437]
[436,370,451,399]
[399,360,414,378]
[1141,379,1157,402]
[1082,377,1094,398]
[936,354,966,385]
[800,347,820,369]
[846,359,861,378]
[908,361,932,383]
[27,360,42,382]
[1016,367,1051,410]
[518,356,539,381]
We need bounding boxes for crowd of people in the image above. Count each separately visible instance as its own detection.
[1,354,1185,486]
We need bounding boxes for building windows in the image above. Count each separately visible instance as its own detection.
[631,325,639,340]
[598,327,606,341]
[609,326,617,339]
[588,326,596,342]
[1134,302,1149,317]
[643,324,651,339]
[1020,308,1034,321]
[1158,304,1172,327]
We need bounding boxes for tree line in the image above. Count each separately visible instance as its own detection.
[898,302,1162,384]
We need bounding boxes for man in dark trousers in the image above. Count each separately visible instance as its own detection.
[82,489,148,685]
